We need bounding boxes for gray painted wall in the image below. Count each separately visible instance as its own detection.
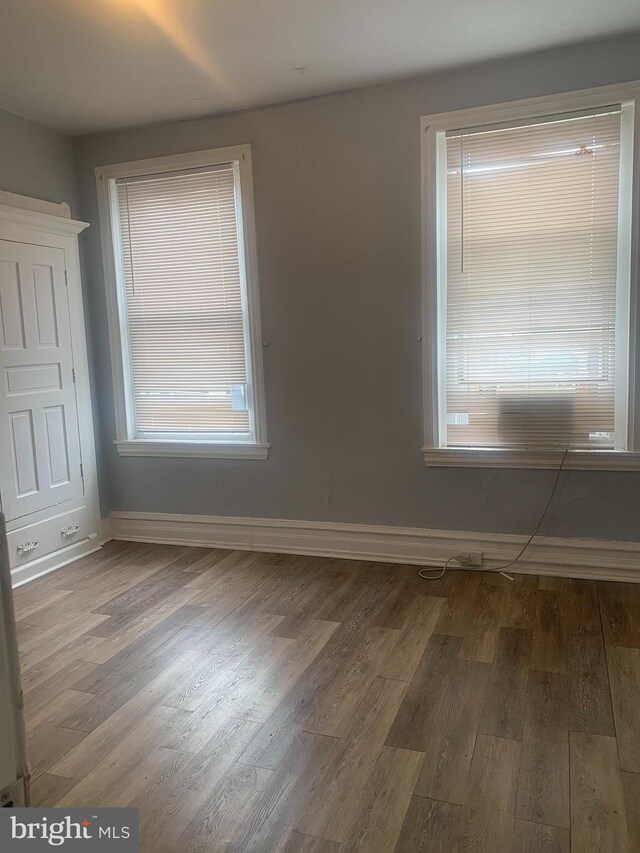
[0,107,79,215]
[75,32,640,540]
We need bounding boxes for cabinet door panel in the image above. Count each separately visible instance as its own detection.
[0,240,83,520]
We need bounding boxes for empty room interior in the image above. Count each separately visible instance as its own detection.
[3,1,640,851]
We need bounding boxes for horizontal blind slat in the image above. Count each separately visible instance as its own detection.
[445,110,621,450]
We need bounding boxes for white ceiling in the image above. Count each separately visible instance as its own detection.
[2,0,640,136]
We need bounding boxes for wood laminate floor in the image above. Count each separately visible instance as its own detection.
[13,541,640,852]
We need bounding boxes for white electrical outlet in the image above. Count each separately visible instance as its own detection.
[455,551,483,568]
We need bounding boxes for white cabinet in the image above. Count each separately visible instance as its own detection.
[0,195,101,586]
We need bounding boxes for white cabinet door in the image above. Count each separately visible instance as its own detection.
[0,240,84,521]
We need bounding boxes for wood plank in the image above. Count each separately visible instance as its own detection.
[160,612,284,713]
[539,578,600,629]
[184,549,265,592]
[244,618,339,724]
[567,624,615,736]
[606,644,640,772]
[511,820,569,852]
[25,688,95,734]
[530,591,567,674]
[84,601,209,667]
[378,595,444,681]
[19,634,107,691]
[296,677,407,843]
[315,571,364,623]
[386,634,490,805]
[21,592,113,633]
[570,732,631,852]
[73,606,205,693]
[456,734,520,853]
[175,762,275,852]
[460,576,508,664]
[188,561,280,628]
[23,658,97,720]
[464,733,520,814]
[393,796,461,853]
[29,773,81,807]
[405,565,456,600]
[259,559,347,620]
[132,720,260,850]
[18,610,111,670]
[89,578,197,639]
[160,631,293,726]
[272,609,315,640]
[479,627,531,740]
[598,581,640,648]
[26,725,87,781]
[281,830,340,853]
[116,748,188,820]
[339,745,424,853]
[159,703,251,757]
[61,625,207,732]
[621,769,640,853]
[305,626,398,737]
[91,555,191,615]
[51,650,206,779]
[220,730,338,853]
[500,574,539,631]
[56,705,188,807]
[166,546,220,572]
[373,572,449,630]
[434,571,483,638]
[13,587,74,623]
[515,670,570,829]
[161,619,335,750]
[568,580,601,630]
[458,810,514,853]
[239,578,405,771]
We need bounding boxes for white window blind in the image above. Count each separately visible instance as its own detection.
[115,165,251,438]
[444,108,622,450]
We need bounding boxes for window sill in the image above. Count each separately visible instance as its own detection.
[422,447,640,470]
[115,440,270,460]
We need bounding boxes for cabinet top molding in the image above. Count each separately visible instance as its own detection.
[0,198,88,237]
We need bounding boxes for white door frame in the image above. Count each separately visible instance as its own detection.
[0,197,101,568]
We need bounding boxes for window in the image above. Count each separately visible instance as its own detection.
[97,145,268,459]
[422,85,640,469]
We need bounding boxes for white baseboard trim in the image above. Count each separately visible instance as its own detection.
[108,511,640,583]
[11,536,102,588]
[100,516,113,545]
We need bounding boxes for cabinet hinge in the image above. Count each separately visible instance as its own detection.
[64,270,68,286]
[72,368,76,384]
[80,462,84,482]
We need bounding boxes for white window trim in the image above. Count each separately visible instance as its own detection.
[96,144,269,460]
[421,81,640,471]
